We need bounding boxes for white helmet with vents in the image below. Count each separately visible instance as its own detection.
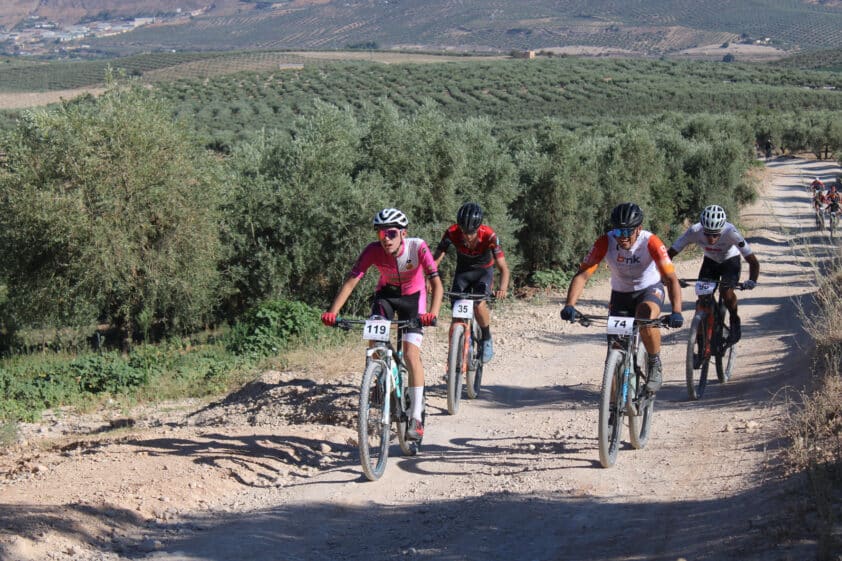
[700,205,727,233]
[373,208,408,228]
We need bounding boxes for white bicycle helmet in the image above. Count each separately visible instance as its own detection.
[373,208,408,229]
[700,205,727,233]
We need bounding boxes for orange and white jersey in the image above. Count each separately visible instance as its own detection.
[580,230,675,292]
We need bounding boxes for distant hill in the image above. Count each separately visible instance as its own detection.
[5,1,842,58]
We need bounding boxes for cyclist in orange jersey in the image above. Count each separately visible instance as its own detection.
[560,203,684,393]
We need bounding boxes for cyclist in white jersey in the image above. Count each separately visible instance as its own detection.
[668,205,759,344]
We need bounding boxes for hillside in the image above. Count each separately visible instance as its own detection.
[5,1,842,59]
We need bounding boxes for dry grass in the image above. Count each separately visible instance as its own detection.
[787,260,842,558]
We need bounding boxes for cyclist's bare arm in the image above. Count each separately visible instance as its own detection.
[664,271,683,315]
[428,274,444,317]
[745,253,760,283]
[327,274,362,315]
[494,254,510,298]
[564,268,594,307]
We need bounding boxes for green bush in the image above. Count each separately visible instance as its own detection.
[69,353,148,394]
[0,75,226,347]
[227,299,323,357]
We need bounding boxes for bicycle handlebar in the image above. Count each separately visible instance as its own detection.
[333,317,436,330]
[444,291,496,302]
[678,278,748,291]
[569,310,671,329]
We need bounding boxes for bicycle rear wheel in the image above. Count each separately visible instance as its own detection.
[629,344,654,450]
[358,360,390,481]
[686,313,711,400]
[598,350,625,468]
[446,324,466,415]
[465,319,483,399]
[395,364,419,456]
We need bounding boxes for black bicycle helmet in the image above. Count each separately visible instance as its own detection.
[610,202,644,229]
[456,202,483,232]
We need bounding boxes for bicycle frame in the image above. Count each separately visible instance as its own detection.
[443,291,493,413]
[681,278,745,400]
[334,316,423,480]
[573,311,668,467]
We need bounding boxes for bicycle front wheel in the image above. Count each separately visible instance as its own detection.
[446,324,466,415]
[715,325,737,384]
[686,313,711,400]
[358,360,390,481]
[629,344,654,450]
[465,320,483,399]
[598,350,625,468]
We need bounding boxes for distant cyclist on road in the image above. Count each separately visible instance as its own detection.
[826,184,841,206]
[433,202,510,364]
[321,208,443,440]
[560,202,684,393]
[812,189,827,213]
[668,205,759,344]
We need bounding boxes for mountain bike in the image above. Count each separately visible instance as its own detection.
[334,316,428,481]
[443,291,494,415]
[680,278,746,400]
[571,310,670,468]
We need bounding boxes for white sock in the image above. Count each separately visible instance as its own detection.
[410,386,424,421]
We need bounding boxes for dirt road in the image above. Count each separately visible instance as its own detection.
[0,157,835,561]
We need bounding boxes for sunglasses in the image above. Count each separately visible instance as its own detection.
[377,228,402,240]
[612,227,637,238]
[703,231,721,239]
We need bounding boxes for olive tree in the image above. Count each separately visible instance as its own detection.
[0,79,225,347]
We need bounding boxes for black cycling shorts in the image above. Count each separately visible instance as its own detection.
[698,256,741,289]
[450,268,493,302]
[608,283,666,317]
[371,285,422,335]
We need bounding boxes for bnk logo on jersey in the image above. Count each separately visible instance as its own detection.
[616,254,641,264]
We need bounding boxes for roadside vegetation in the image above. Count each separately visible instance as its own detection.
[786,260,842,559]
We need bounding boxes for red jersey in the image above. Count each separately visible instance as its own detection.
[435,224,504,272]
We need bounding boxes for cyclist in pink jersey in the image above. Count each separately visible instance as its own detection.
[321,208,443,440]
[560,203,683,393]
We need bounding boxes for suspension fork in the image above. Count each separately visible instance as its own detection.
[366,346,393,426]
[448,320,472,374]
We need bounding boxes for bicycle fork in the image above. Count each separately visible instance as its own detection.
[448,321,472,374]
[366,348,395,428]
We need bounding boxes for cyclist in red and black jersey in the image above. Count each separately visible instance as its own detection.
[433,202,510,364]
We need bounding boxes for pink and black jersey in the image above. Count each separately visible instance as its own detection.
[350,238,439,297]
[435,224,504,272]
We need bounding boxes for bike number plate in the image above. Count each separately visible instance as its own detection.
[362,319,391,341]
[695,281,716,296]
[606,316,634,336]
[452,299,474,319]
